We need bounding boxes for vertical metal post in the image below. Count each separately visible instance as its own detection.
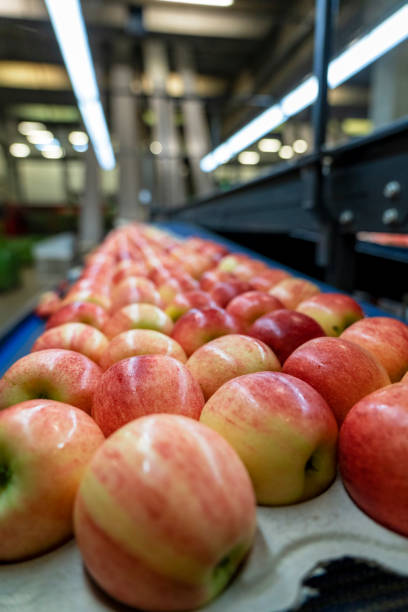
[313,0,332,151]
[312,0,356,291]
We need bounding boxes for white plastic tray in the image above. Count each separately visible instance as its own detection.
[1,475,407,612]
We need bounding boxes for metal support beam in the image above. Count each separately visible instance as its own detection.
[174,43,213,198]
[143,39,186,208]
[79,148,102,253]
[111,51,144,223]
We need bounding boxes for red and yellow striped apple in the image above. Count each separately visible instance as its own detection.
[171,306,240,357]
[92,355,204,436]
[100,329,187,370]
[0,349,102,414]
[339,383,408,536]
[341,316,408,382]
[32,323,108,366]
[269,278,320,310]
[103,303,174,339]
[200,371,338,505]
[187,334,280,400]
[225,291,284,331]
[110,276,161,313]
[0,399,104,561]
[296,293,364,336]
[74,414,256,611]
[283,337,390,424]
[45,301,109,331]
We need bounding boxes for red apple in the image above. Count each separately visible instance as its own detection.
[210,280,252,308]
[339,383,408,536]
[296,293,364,336]
[100,329,187,370]
[269,278,320,310]
[35,291,61,318]
[187,334,280,400]
[111,277,161,313]
[200,371,338,505]
[171,306,240,357]
[32,323,109,367]
[103,303,174,339]
[248,309,325,364]
[112,261,147,285]
[0,399,104,561]
[341,317,408,382]
[226,291,284,331]
[62,290,111,312]
[0,349,102,414]
[74,414,256,610]
[166,290,218,322]
[283,337,390,424]
[45,301,109,331]
[92,355,205,436]
[250,269,291,292]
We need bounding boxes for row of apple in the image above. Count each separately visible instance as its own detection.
[0,223,408,611]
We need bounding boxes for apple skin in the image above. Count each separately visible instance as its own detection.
[35,291,61,318]
[110,277,161,313]
[200,371,338,505]
[339,383,408,536]
[209,280,252,309]
[0,349,102,414]
[92,355,205,436]
[248,309,326,364]
[112,262,147,285]
[74,414,256,611]
[250,269,291,292]
[269,278,320,310]
[166,290,218,322]
[187,334,280,400]
[341,316,408,382]
[46,301,109,331]
[100,329,187,370]
[62,290,111,312]
[31,323,109,366]
[226,291,284,331]
[103,303,174,339]
[283,337,391,425]
[0,399,104,561]
[296,293,364,337]
[171,306,241,357]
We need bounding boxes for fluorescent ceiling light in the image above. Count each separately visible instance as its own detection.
[293,139,308,154]
[279,145,294,160]
[159,0,234,6]
[42,148,64,159]
[258,138,281,153]
[9,143,30,158]
[201,2,408,172]
[18,121,46,135]
[328,4,408,88]
[35,138,61,152]
[26,130,54,145]
[238,151,260,165]
[150,141,163,155]
[44,0,115,170]
[69,130,89,146]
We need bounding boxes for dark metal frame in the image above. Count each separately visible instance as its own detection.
[152,0,408,290]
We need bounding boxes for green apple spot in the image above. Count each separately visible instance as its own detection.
[209,542,248,601]
[0,463,12,489]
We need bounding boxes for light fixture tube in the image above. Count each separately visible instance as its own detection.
[159,0,234,6]
[44,0,115,170]
[201,2,408,172]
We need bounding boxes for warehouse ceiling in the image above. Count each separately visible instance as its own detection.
[0,0,393,163]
